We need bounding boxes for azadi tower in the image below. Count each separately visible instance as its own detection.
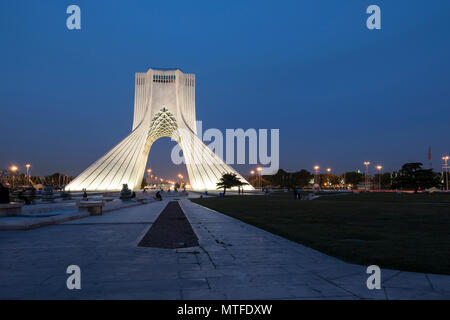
[66,68,253,192]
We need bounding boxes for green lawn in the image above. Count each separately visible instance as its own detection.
[191,192,450,275]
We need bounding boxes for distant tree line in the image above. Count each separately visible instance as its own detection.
[249,162,444,193]
[1,172,74,189]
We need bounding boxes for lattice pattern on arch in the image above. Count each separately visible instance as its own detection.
[148,107,178,143]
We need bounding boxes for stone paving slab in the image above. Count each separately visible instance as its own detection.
[0,197,449,299]
[0,198,163,230]
[62,200,167,225]
[0,211,90,230]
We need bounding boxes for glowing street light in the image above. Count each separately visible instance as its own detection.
[326,168,331,173]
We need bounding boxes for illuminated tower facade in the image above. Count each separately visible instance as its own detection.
[66,68,253,191]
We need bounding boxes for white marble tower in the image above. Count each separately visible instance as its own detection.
[66,68,253,191]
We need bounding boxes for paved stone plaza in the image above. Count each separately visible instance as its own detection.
[0,198,449,299]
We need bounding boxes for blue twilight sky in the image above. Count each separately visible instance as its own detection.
[0,0,449,181]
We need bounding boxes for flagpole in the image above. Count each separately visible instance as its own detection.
[428,145,432,169]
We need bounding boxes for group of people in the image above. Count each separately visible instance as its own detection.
[1,183,168,204]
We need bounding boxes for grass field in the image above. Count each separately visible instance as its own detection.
[191,192,450,275]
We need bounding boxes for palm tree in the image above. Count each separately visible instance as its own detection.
[216,173,243,196]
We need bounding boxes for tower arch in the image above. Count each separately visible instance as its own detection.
[66,68,253,191]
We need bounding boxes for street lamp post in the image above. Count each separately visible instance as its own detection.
[376,165,382,191]
[178,174,184,187]
[364,161,371,191]
[250,170,255,187]
[256,167,262,189]
[147,169,152,186]
[443,156,449,192]
[314,166,320,186]
[10,166,18,189]
[326,168,331,188]
[25,164,31,185]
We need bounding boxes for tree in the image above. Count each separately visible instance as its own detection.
[373,172,392,189]
[31,176,42,185]
[318,173,341,188]
[327,174,341,186]
[262,169,312,189]
[262,169,288,188]
[216,173,242,196]
[344,171,363,187]
[392,162,440,193]
[44,173,63,187]
[292,170,313,187]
